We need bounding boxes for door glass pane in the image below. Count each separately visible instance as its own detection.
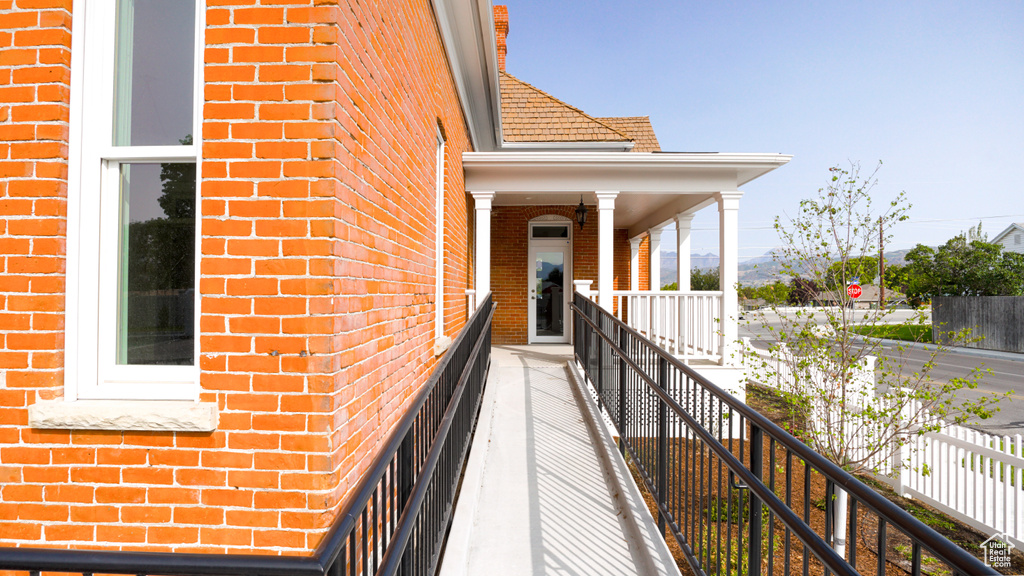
[113,0,196,146]
[117,162,195,365]
[532,225,568,239]
[535,252,565,337]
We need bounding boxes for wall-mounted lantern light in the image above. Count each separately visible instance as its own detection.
[575,196,588,229]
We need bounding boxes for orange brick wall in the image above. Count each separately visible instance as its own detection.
[639,235,650,291]
[613,229,629,318]
[613,229,629,291]
[0,0,75,543]
[0,0,71,392]
[0,0,471,553]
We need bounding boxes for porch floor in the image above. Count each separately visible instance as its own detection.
[438,345,679,576]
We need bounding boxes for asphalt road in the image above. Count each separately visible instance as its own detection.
[739,309,1024,436]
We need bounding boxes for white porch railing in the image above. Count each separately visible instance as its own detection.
[611,290,722,362]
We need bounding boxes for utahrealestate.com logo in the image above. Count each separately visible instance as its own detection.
[981,532,1015,570]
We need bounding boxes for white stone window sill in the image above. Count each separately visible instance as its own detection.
[434,336,453,357]
[29,400,218,432]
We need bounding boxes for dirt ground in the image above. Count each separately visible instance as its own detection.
[625,382,1024,575]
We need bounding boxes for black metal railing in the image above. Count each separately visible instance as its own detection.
[572,293,993,576]
[0,294,495,576]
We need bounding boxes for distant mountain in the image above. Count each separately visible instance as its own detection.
[656,249,914,287]
[735,248,913,285]
[882,249,911,266]
[740,250,779,266]
[659,252,719,283]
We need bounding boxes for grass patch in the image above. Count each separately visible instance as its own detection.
[851,323,933,343]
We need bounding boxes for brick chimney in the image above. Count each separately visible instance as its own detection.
[494,5,508,72]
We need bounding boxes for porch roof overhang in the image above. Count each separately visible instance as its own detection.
[432,0,503,152]
[463,151,792,237]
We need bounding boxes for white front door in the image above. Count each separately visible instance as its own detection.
[528,222,571,344]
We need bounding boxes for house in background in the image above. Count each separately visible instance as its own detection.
[0,0,786,558]
[993,222,1024,254]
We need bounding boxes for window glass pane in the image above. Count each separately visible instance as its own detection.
[117,162,195,365]
[113,0,196,146]
[532,225,568,238]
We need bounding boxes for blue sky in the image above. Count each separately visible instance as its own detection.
[497,1,1024,259]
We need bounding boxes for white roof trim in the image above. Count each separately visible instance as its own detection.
[465,151,792,168]
[463,151,792,192]
[992,223,1024,244]
[431,0,502,151]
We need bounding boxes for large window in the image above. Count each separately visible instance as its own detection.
[67,0,202,400]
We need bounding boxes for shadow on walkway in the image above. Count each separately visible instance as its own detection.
[439,345,678,576]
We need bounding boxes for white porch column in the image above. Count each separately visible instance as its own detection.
[596,191,618,312]
[629,237,642,291]
[648,227,663,291]
[472,192,494,302]
[675,213,695,291]
[717,191,743,365]
[573,280,594,301]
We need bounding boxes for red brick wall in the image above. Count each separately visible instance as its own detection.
[0,0,471,553]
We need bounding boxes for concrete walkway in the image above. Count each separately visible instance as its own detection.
[438,346,679,576]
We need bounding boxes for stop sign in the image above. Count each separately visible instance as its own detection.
[847,284,862,299]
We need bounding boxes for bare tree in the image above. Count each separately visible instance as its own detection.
[742,162,1004,556]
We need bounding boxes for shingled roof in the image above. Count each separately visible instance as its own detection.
[595,116,661,152]
[499,72,632,144]
[499,72,662,151]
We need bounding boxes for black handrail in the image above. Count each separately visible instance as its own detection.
[378,300,495,575]
[0,294,495,576]
[572,293,994,576]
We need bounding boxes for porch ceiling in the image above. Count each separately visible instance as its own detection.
[464,151,792,236]
[491,190,716,234]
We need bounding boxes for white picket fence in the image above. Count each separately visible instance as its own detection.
[742,340,1024,548]
[896,413,1024,548]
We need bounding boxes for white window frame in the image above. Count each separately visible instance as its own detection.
[65,0,204,401]
[433,129,448,353]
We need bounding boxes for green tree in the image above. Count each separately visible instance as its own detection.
[1002,252,1024,296]
[824,255,878,289]
[664,267,720,291]
[759,280,792,304]
[128,161,196,293]
[739,281,791,306]
[882,263,909,293]
[690,266,720,291]
[904,233,1023,299]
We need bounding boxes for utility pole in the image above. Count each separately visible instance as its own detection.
[879,217,885,309]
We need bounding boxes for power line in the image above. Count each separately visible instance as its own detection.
[683,214,1024,232]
